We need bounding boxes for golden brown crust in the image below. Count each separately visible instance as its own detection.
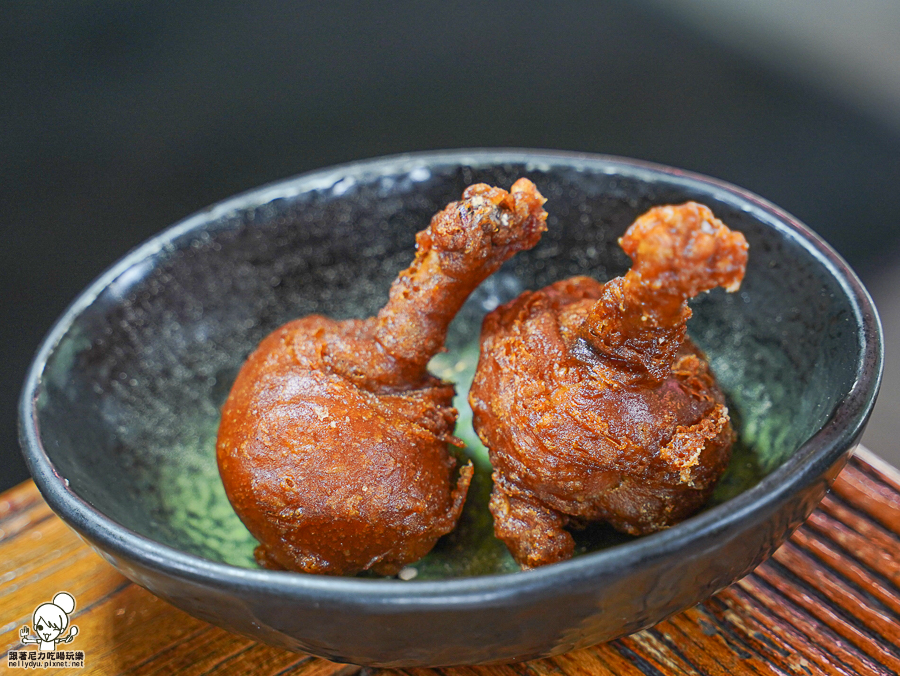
[217,180,547,575]
[469,202,747,568]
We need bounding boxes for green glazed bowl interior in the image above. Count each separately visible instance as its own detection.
[20,150,882,665]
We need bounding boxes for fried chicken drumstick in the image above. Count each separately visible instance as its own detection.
[469,202,748,569]
[217,179,548,575]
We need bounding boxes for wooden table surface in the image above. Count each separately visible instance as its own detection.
[2,446,899,675]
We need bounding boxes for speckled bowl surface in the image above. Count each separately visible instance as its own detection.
[20,150,882,666]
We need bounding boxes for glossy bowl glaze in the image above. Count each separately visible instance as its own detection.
[20,150,882,666]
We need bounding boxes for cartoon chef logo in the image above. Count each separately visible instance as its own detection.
[8,592,84,669]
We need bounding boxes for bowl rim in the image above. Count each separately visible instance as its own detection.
[19,148,884,607]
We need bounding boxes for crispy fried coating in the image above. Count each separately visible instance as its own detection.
[217,179,548,575]
[469,202,748,569]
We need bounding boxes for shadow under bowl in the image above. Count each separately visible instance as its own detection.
[20,150,882,666]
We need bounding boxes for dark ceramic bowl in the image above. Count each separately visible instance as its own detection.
[20,150,882,667]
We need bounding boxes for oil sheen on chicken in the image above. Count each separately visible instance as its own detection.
[217,179,548,575]
[469,202,748,568]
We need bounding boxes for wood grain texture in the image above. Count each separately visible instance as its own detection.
[2,447,898,675]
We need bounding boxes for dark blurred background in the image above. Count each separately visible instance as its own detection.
[3,1,899,492]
